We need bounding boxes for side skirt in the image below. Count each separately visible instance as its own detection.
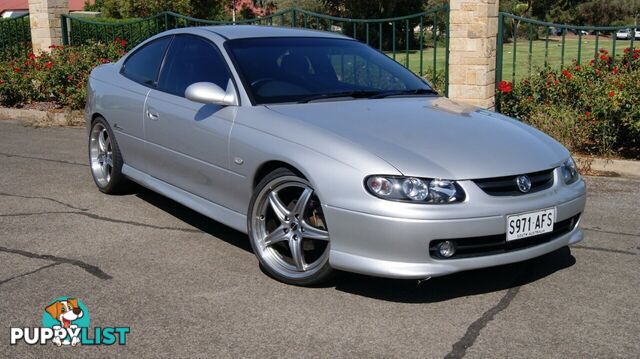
[122,164,248,234]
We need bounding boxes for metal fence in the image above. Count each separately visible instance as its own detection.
[496,13,638,86]
[0,14,31,60]
[60,6,450,93]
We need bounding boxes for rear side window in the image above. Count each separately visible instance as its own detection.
[122,37,171,86]
[158,35,231,97]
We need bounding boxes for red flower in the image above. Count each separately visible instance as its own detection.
[600,54,608,61]
[624,47,631,54]
[609,91,615,98]
[612,67,619,75]
[585,111,590,117]
[115,37,127,47]
[14,67,21,73]
[596,69,601,77]
[45,61,53,69]
[575,65,582,71]
[599,48,608,54]
[554,79,559,85]
[562,69,572,79]
[633,53,639,60]
[588,59,595,66]
[497,80,513,94]
[0,79,4,85]
[27,52,36,60]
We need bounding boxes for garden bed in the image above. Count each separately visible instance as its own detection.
[496,47,640,160]
[0,40,125,111]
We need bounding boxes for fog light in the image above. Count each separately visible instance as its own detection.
[436,240,456,258]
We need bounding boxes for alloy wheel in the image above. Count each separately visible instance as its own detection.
[250,176,330,280]
[89,123,113,187]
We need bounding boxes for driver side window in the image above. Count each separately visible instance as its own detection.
[158,35,231,97]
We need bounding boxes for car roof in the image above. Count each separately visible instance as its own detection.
[196,25,351,40]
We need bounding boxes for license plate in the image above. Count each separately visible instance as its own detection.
[506,208,555,241]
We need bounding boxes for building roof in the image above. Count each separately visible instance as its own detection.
[1,0,90,14]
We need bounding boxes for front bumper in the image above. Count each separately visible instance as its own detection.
[323,173,586,279]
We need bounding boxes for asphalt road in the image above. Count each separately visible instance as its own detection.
[0,120,638,358]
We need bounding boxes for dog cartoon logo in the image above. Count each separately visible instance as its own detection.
[42,297,90,346]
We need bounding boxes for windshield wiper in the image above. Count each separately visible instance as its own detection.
[369,88,438,99]
[297,90,382,103]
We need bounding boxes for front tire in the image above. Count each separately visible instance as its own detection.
[248,168,334,286]
[88,117,130,194]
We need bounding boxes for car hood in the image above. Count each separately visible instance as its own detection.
[266,97,569,180]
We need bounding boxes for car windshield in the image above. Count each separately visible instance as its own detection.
[225,37,435,105]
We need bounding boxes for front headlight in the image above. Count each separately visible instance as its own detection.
[561,157,579,184]
[365,176,465,203]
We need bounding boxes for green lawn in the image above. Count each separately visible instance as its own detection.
[386,36,637,83]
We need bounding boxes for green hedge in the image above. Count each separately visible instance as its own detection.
[0,41,125,109]
[497,48,640,159]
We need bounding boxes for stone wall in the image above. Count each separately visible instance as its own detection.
[448,0,499,109]
[28,0,69,53]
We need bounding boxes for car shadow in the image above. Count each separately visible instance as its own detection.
[134,188,576,303]
[135,188,253,253]
[194,104,225,122]
[332,247,576,303]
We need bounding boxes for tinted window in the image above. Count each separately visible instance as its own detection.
[329,53,406,90]
[226,37,431,104]
[122,37,171,86]
[158,35,231,97]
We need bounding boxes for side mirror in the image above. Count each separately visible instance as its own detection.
[185,80,238,106]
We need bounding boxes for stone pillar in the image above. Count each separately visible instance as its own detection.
[28,0,69,53]
[448,0,499,109]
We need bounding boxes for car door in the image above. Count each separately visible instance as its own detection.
[112,36,172,173]
[143,34,238,208]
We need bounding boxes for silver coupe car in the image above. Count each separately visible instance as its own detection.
[86,26,586,285]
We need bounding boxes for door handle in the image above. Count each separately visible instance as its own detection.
[147,109,160,121]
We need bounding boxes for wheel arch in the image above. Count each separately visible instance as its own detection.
[90,112,105,125]
[252,160,308,189]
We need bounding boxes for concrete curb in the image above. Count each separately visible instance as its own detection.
[0,107,84,127]
[576,156,640,179]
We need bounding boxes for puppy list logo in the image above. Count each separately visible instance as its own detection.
[10,296,130,346]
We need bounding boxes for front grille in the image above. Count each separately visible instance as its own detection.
[474,169,555,196]
[429,213,581,259]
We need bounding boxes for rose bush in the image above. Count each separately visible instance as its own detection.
[497,48,640,159]
[0,40,125,110]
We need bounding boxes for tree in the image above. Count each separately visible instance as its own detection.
[273,0,327,12]
[229,0,275,19]
[189,0,226,20]
[323,0,423,19]
[574,0,636,25]
[98,0,192,18]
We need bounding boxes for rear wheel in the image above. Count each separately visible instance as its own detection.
[88,117,130,194]
[248,168,334,286]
